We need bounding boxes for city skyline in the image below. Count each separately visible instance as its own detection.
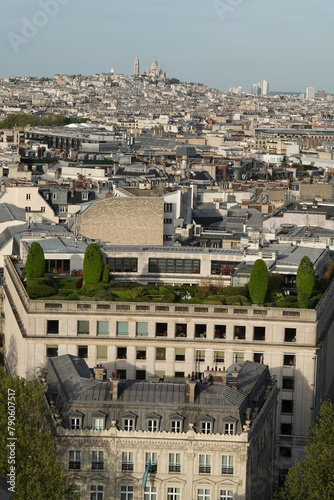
[1,0,334,93]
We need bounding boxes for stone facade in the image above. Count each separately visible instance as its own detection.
[80,197,164,246]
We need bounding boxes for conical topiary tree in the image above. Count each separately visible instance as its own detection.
[83,243,104,285]
[296,256,315,309]
[24,242,45,279]
[248,259,269,305]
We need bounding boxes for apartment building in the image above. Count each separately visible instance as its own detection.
[46,355,278,500]
[3,254,334,483]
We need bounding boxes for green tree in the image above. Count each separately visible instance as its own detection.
[248,259,269,304]
[275,401,334,500]
[102,264,109,284]
[296,256,315,299]
[24,242,45,279]
[0,369,78,499]
[83,243,103,285]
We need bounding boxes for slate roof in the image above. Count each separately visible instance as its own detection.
[0,203,26,222]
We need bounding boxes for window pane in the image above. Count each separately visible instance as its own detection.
[78,320,89,335]
[117,322,129,336]
[136,322,148,336]
[97,346,107,359]
[97,321,109,336]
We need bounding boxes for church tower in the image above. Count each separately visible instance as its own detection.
[134,55,139,77]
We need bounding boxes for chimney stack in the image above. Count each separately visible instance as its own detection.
[110,377,119,401]
[186,379,196,403]
[93,365,106,381]
[232,367,238,389]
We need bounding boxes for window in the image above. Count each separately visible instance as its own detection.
[145,452,158,473]
[164,218,172,224]
[156,323,168,337]
[171,420,182,433]
[155,370,165,379]
[46,345,58,357]
[144,486,157,500]
[195,350,205,362]
[74,485,81,498]
[107,257,138,273]
[174,371,184,378]
[167,487,181,500]
[136,370,146,380]
[211,260,236,275]
[136,322,148,337]
[90,485,103,500]
[97,321,109,336]
[214,325,226,339]
[164,203,173,212]
[224,422,235,435]
[283,354,295,366]
[222,455,234,475]
[280,423,292,435]
[25,206,31,212]
[149,258,200,274]
[147,419,159,432]
[156,347,166,360]
[168,453,181,473]
[253,326,265,341]
[197,489,210,500]
[195,324,207,338]
[234,325,246,340]
[78,345,88,358]
[93,417,105,431]
[175,323,187,338]
[220,491,233,500]
[282,376,294,391]
[97,346,108,360]
[70,417,81,430]
[200,420,212,434]
[92,451,104,470]
[214,351,224,363]
[117,347,127,359]
[199,454,211,474]
[253,352,263,364]
[69,450,81,470]
[82,192,89,201]
[279,446,292,458]
[47,320,59,334]
[123,419,135,431]
[122,451,134,471]
[41,207,45,212]
[26,193,31,200]
[59,206,67,213]
[136,347,146,360]
[284,328,296,342]
[117,322,129,336]
[52,192,57,200]
[77,320,89,335]
[281,400,294,414]
[175,348,185,361]
[120,485,134,500]
[116,369,126,380]
[233,352,244,363]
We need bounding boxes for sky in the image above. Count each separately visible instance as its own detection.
[1,0,334,93]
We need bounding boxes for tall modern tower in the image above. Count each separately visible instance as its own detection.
[306,87,316,99]
[134,55,140,77]
[262,79,269,95]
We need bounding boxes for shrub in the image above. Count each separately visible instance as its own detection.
[248,259,269,304]
[67,293,81,301]
[267,273,283,299]
[83,243,103,285]
[24,242,45,279]
[79,283,108,297]
[296,256,315,299]
[221,286,248,297]
[26,281,55,299]
[102,264,109,284]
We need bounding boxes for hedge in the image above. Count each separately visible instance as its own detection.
[249,259,269,304]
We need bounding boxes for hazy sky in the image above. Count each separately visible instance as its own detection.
[1,0,334,92]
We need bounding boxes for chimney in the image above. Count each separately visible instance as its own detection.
[186,379,196,403]
[93,365,106,381]
[110,377,119,401]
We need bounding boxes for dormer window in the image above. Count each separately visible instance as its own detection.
[82,192,89,201]
[223,417,238,435]
[69,411,84,430]
[52,192,57,200]
[92,411,106,430]
[122,412,137,431]
[199,415,215,434]
[146,413,161,432]
[170,414,184,433]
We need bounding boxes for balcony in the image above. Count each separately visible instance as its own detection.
[92,461,104,470]
[169,464,181,473]
[199,465,211,474]
[69,461,81,470]
[122,463,134,472]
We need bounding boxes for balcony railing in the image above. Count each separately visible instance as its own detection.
[122,463,134,472]
[92,461,104,470]
[169,464,181,473]
[69,461,81,470]
[199,465,211,474]
[222,466,234,475]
